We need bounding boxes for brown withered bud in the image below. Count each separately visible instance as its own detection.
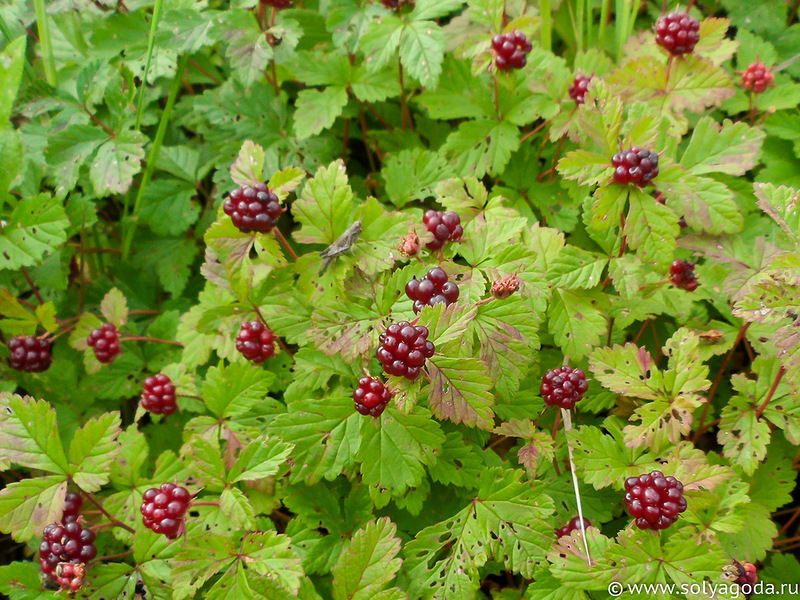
[398,230,421,257]
[491,274,520,299]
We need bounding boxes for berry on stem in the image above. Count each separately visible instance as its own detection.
[736,562,758,587]
[87,323,121,364]
[39,521,97,583]
[624,470,687,530]
[236,321,276,363]
[741,61,774,94]
[376,321,435,380]
[223,182,284,234]
[353,376,393,416]
[55,562,86,592]
[568,73,592,105]
[491,30,532,71]
[141,374,177,416]
[423,210,463,251]
[612,147,659,187]
[555,516,592,538]
[405,267,460,314]
[654,11,700,56]
[669,259,699,291]
[62,492,83,523]
[380,0,400,7]
[140,483,191,539]
[8,335,52,372]
[540,366,588,409]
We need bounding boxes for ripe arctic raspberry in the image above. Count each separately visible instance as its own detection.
[376,321,435,380]
[140,483,191,539]
[236,321,275,363]
[141,374,177,416]
[555,516,591,538]
[7,335,52,372]
[568,73,592,105]
[62,492,83,523]
[223,182,283,234]
[669,259,699,291]
[39,521,97,580]
[491,30,532,71]
[354,376,393,417]
[741,61,774,94]
[405,267,460,314]
[87,323,121,363]
[540,366,588,409]
[624,470,687,530]
[655,11,700,56]
[736,562,758,587]
[423,210,463,251]
[612,147,659,187]
[491,274,520,299]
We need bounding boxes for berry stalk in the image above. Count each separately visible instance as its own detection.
[80,490,135,534]
[273,227,298,262]
[119,335,183,347]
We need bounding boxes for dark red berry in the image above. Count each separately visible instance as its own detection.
[376,321,435,380]
[423,210,463,251]
[624,471,687,530]
[54,562,86,591]
[611,147,659,187]
[491,30,532,71]
[735,562,758,587]
[140,483,191,539]
[555,516,591,538]
[261,0,291,7]
[235,321,275,363]
[568,73,592,105]
[223,182,283,234]
[741,61,774,94]
[39,522,96,582]
[353,376,393,417]
[405,267,460,314]
[7,335,52,372]
[655,11,700,56]
[141,374,177,416]
[540,366,588,410]
[380,0,400,7]
[669,259,699,291]
[62,492,83,523]
[86,323,121,364]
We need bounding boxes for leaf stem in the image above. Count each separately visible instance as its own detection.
[134,0,164,131]
[191,500,220,507]
[89,549,133,565]
[80,490,135,534]
[20,267,44,304]
[692,322,750,442]
[273,228,298,262]
[398,58,411,131]
[519,119,549,144]
[778,507,800,536]
[119,335,183,347]
[755,366,786,419]
[33,0,57,86]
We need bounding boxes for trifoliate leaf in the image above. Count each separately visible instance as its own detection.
[202,362,274,419]
[293,160,358,245]
[0,476,66,542]
[0,394,68,473]
[68,412,121,492]
[0,194,69,271]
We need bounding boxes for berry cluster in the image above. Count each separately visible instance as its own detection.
[405,267,460,314]
[141,374,177,416]
[376,322,435,380]
[555,516,591,538]
[423,210,463,251]
[491,274,520,299]
[380,0,400,7]
[354,376,393,417]
[140,483,191,539]
[236,321,276,363]
[87,323,121,363]
[62,492,83,523]
[654,11,700,56]
[741,62,774,94]
[54,562,87,592]
[39,522,97,582]
[568,73,592,105]
[624,471,687,530]
[540,366,589,409]
[8,335,52,372]
[736,562,758,587]
[669,260,699,291]
[612,147,659,187]
[491,31,533,71]
[223,183,284,234]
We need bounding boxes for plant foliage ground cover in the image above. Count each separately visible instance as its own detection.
[1,0,800,598]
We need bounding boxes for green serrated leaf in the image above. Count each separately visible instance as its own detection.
[0,194,69,271]
[68,412,121,492]
[100,287,129,327]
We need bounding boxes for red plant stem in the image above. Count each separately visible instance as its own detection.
[651,320,662,367]
[120,335,183,347]
[693,322,751,442]
[551,410,561,441]
[341,118,350,161]
[276,336,295,359]
[778,507,800,536]
[80,491,135,534]
[606,317,615,347]
[188,57,221,84]
[755,366,786,418]
[774,533,800,546]
[399,58,409,130]
[89,549,133,565]
[520,119,549,144]
[633,319,651,344]
[20,267,44,304]
[89,522,118,531]
[191,501,220,507]
[364,102,394,131]
[272,227,298,262]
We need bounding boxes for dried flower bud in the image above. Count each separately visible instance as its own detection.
[398,230,421,257]
[491,274,520,299]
